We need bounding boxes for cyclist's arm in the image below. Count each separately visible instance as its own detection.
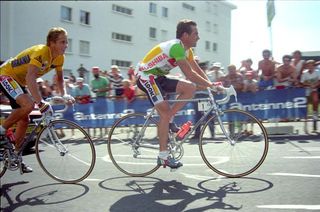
[26,64,43,104]
[177,59,212,88]
[56,70,66,96]
[189,59,210,82]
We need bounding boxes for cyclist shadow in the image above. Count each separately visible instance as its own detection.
[1,181,89,211]
[108,179,244,212]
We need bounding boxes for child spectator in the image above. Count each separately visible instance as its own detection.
[122,79,136,103]
[243,71,258,93]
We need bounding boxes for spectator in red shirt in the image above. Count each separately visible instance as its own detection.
[122,79,135,103]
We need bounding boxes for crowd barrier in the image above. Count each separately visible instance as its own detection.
[53,88,307,128]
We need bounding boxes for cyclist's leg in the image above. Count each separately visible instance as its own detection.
[165,79,196,116]
[154,101,171,152]
[137,76,183,168]
[0,76,33,172]
[14,115,29,151]
[3,94,34,151]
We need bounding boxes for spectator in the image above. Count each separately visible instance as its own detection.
[50,83,60,96]
[257,49,276,90]
[243,71,258,93]
[207,62,225,83]
[291,50,305,83]
[122,79,136,103]
[239,59,258,80]
[36,78,52,100]
[300,60,320,125]
[127,65,136,85]
[74,77,91,104]
[223,64,244,92]
[274,55,298,89]
[108,65,124,98]
[64,77,75,97]
[91,66,110,98]
[69,72,76,83]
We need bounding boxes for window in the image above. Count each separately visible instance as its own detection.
[66,38,72,53]
[112,60,131,68]
[206,21,211,32]
[61,6,72,21]
[112,32,132,42]
[80,10,90,25]
[213,23,218,34]
[149,2,157,15]
[182,3,195,11]
[205,41,210,51]
[112,4,132,15]
[162,7,168,17]
[149,27,157,39]
[79,40,90,55]
[213,42,218,52]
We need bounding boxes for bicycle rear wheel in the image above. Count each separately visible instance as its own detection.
[0,149,8,177]
[35,119,96,183]
[199,109,268,178]
[108,113,160,177]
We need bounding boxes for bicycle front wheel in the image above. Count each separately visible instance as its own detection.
[108,113,160,177]
[199,109,268,178]
[35,119,96,183]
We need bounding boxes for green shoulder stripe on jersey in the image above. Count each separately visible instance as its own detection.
[144,67,170,76]
[169,43,186,61]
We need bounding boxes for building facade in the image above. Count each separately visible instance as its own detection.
[1,1,236,81]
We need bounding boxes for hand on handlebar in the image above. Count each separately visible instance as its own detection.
[210,82,226,94]
[63,94,76,105]
[38,101,53,117]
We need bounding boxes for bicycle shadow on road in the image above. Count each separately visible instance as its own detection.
[99,176,273,212]
[0,181,89,211]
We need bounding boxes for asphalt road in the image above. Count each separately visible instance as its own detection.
[1,132,320,212]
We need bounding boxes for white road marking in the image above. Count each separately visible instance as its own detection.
[289,147,320,152]
[84,178,104,182]
[267,173,320,178]
[181,172,225,180]
[257,205,320,210]
[283,156,320,159]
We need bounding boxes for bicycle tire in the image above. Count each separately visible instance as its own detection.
[35,119,96,183]
[107,113,160,177]
[0,149,8,177]
[199,109,268,178]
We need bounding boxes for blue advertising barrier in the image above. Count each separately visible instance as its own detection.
[53,88,307,128]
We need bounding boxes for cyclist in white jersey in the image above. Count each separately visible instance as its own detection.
[135,19,224,168]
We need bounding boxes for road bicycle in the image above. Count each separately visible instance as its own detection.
[0,97,96,183]
[107,86,269,178]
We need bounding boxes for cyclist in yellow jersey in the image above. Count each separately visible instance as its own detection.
[0,27,75,173]
[135,19,225,169]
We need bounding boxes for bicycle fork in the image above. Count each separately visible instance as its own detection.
[45,126,68,156]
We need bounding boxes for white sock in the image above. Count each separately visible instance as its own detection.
[0,126,6,135]
[169,117,174,123]
[159,151,169,159]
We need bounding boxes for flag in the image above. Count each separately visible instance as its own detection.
[267,0,275,27]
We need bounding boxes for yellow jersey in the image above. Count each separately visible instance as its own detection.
[0,44,64,86]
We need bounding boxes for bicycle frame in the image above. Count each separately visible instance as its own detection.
[145,86,238,146]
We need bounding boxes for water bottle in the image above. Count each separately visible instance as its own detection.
[177,121,192,139]
[6,128,15,143]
